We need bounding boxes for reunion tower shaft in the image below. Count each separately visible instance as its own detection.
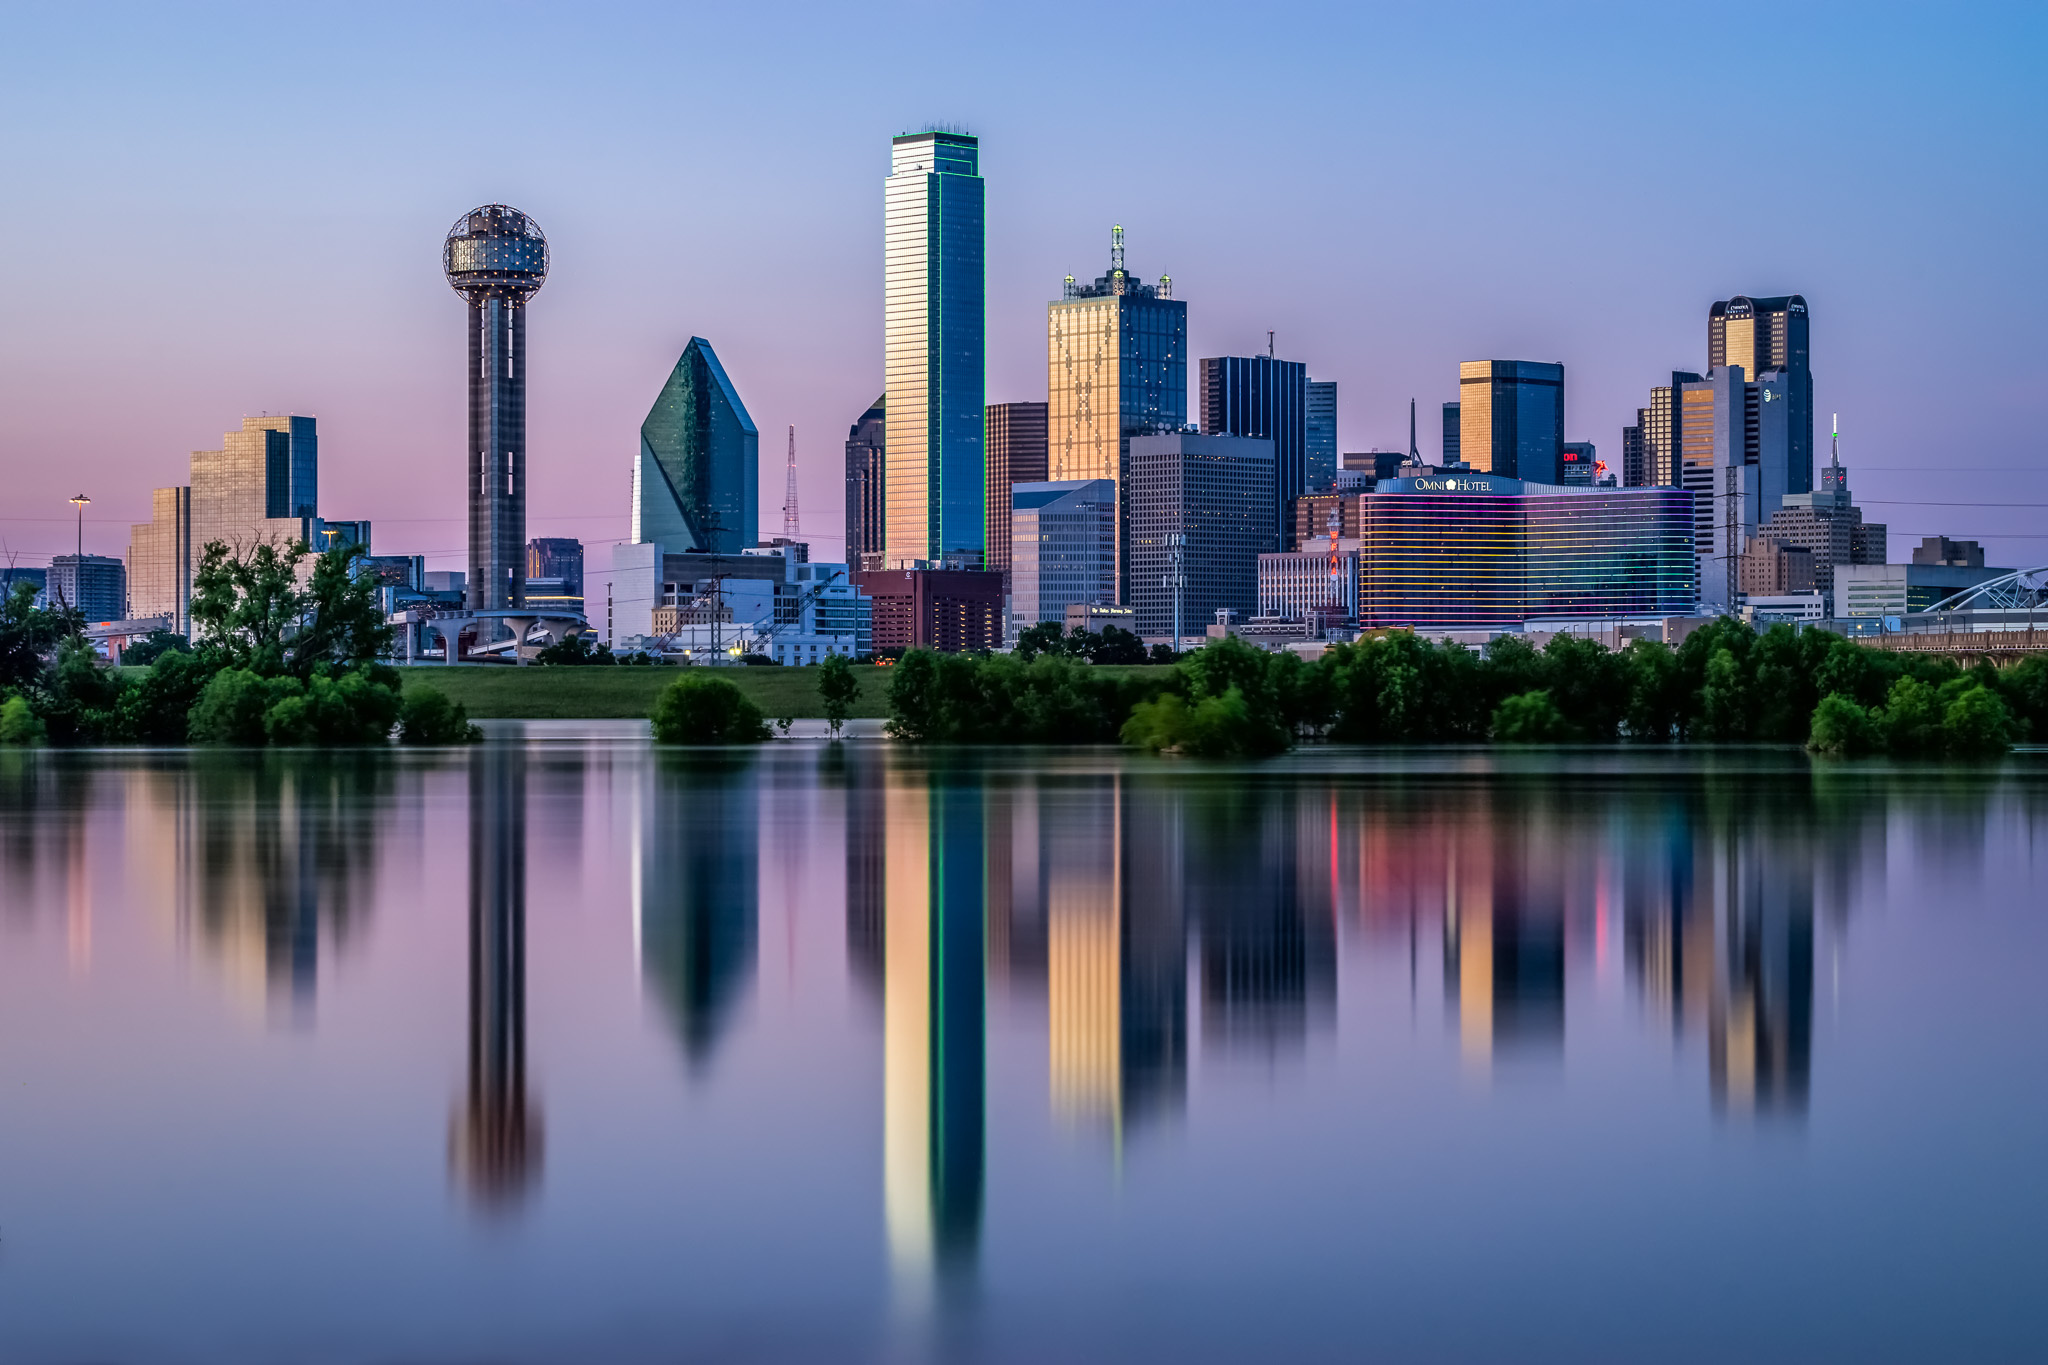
[444,205,549,613]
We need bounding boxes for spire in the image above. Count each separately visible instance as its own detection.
[1831,412,1841,467]
[782,425,800,539]
[1409,399,1418,460]
[1110,224,1126,295]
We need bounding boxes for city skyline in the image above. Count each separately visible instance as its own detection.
[2,4,2042,575]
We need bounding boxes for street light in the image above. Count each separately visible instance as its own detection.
[69,494,90,560]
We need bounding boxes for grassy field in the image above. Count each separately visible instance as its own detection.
[397,663,895,720]
[398,661,1180,720]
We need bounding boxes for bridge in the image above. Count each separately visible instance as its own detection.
[388,607,590,664]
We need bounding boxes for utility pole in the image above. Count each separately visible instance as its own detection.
[1164,531,1186,651]
[782,425,801,540]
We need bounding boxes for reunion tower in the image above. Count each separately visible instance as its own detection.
[444,205,548,614]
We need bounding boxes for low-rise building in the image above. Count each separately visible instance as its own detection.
[851,567,1003,653]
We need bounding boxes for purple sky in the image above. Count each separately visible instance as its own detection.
[2,1,2043,572]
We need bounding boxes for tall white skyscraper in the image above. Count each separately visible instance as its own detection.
[884,130,985,568]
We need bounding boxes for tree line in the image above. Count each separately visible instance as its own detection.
[1,542,477,747]
[875,622,2043,758]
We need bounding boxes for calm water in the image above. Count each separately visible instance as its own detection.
[2,725,2044,1364]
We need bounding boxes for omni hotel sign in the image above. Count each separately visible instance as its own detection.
[1395,472,1527,495]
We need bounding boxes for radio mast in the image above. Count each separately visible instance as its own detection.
[782,425,801,540]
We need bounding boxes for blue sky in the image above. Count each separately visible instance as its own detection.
[1,0,2042,569]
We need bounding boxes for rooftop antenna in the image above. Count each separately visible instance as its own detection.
[782,425,801,539]
[1110,224,1126,294]
[1267,330,1275,359]
[1409,399,1419,461]
[1831,412,1840,466]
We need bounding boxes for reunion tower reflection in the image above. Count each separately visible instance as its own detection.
[451,741,542,1208]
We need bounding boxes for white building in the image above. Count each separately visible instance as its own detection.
[597,541,869,662]
[1258,535,1359,623]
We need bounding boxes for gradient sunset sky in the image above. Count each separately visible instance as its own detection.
[2,1,2042,571]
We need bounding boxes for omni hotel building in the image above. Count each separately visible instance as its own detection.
[1263,471,1696,630]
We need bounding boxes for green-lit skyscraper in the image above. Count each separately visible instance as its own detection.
[633,337,759,554]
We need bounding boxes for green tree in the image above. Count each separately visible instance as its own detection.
[1122,686,1282,758]
[119,629,190,668]
[189,540,307,673]
[113,649,214,744]
[290,543,393,676]
[1992,654,2048,740]
[398,686,481,744]
[1089,625,1149,665]
[188,668,300,745]
[1807,692,1880,755]
[1621,638,1683,741]
[1880,676,1943,755]
[1941,685,2016,756]
[0,693,44,745]
[1695,646,1753,740]
[817,653,861,736]
[1540,634,1627,741]
[0,579,81,691]
[651,673,770,743]
[534,633,615,665]
[1014,621,1067,663]
[1491,688,1575,742]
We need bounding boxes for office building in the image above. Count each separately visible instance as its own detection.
[1009,480,1117,630]
[1642,376,1696,490]
[1836,561,2010,619]
[886,129,985,569]
[1305,381,1337,493]
[1349,471,1696,628]
[599,543,870,660]
[1200,354,1305,541]
[1912,536,1985,568]
[1561,441,1597,487]
[526,538,583,595]
[984,401,1048,580]
[1290,491,1368,549]
[1709,295,1811,496]
[1756,436,1885,597]
[1048,226,1186,595]
[844,396,886,570]
[444,204,549,613]
[1125,433,1277,640]
[1,567,47,606]
[1458,360,1564,483]
[1442,402,1461,464]
[633,336,758,556]
[852,567,1003,653]
[189,414,320,559]
[48,554,127,622]
[127,486,191,634]
[1621,415,1648,488]
[1738,539,1816,596]
[1258,537,1360,625]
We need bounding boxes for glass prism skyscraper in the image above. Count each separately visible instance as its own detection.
[884,130,985,568]
[633,336,758,554]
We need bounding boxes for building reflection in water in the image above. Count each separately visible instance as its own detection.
[1443,797,1567,1065]
[451,742,542,1209]
[1191,785,1334,1055]
[638,753,759,1073]
[883,767,985,1309]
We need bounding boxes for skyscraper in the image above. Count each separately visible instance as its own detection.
[189,415,320,558]
[1126,433,1277,639]
[885,130,985,569]
[444,205,549,614]
[984,401,1048,580]
[46,554,125,622]
[127,486,191,633]
[1200,354,1305,542]
[844,397,885,570]
[1621,412,1648,487]
[1305,381,1337,493]
[1048,226,1186,596]
[1009,479,1117,629]
[1709,295,1811,496]
[633,337,759,555]
[1457,360,1564,483]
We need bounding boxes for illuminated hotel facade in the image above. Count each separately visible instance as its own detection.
[1355,472,1696,627]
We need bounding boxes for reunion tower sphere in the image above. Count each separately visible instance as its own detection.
[443,204,549,300]
[445,204,548,621]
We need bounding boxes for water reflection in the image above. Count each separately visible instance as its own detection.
[452,742,542,1208]
[639,753,759,1071]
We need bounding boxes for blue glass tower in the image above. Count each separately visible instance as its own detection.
[884,130,985,568]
